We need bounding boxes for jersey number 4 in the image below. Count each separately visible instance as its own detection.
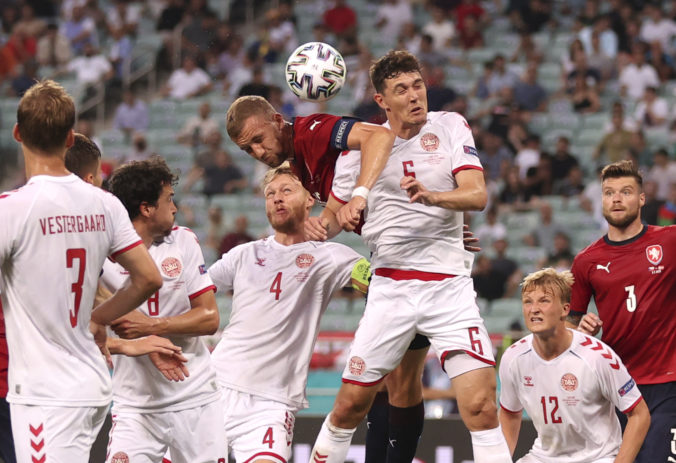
[66,248,86,328]
[270,272,283,300]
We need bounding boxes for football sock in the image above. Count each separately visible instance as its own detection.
[387,400,424,463]
[310,414,357,463]
[364,391,389,463]
[470,425,512,463]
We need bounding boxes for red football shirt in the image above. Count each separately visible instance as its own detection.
[0,300,7,398]
[291,114,357,203]
[570,225,676,384]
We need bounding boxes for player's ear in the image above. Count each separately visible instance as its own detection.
[139,201,154,218]
[65,129,75,149]
[273,112,285,129]
[561,302,571,320]
[638,191,645,207]
[373,92,388,111]
[12,123,22,143]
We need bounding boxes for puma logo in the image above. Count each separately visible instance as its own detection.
[389,439,397,448]
[596,262,611,273]
[310,120,321,131]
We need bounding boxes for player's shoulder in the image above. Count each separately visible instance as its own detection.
[429,111,471,129]
[572,236,607,265]
[168,225,200,244]
[294,113,341,131]
[645,224,676,242]
[571,330,622,371]
[501,335,534,364]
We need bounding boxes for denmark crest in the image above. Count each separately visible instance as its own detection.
[349,356,365,376]
[296,253,315,268]
[161,256,182,278]
[560,373,578,392]
[420,133,440,152]
[645,245,663,266]
[111,452,129,463]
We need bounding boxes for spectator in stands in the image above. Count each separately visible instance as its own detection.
[542,231,575,270]
[634,86,668,129]
[205,205,227,257]
[579,165,605,229]
[639,3,676,54]
[422,6,455,51]
[560,39,585,78]
[491,238,522,299]
[646,40,676,82]
[424,65,457,111]
[126,132,152,162]
[473,60,493,99]
[513,62,548,112]
[499,166,529,210]
[182,11,219,65]
[162,55,213,100]
[417,34,447,68]
[108,26,133,80]
[554,165,586,198]
[397,22,422,55]
[647,148,676,202]
[594,108,635,163]
[375,0,412,44]
[641,180,664,226]
[266,7,298,57]
[656,182,676,225]
[322,0,357,40]
[475,207,507,250]
[523,155,554,200]
[550,136,579,183]
[3,26,37,69]
[422,352,458,418]
[113,89,149,140]
[478,131,512,182]
[156,0,186,70]
[219,215,255,255]
[218,33,245,76]
[472,255,506,301]
[602,101,637,133]
[9,59,38,97]
[587,29,616,81]
[202,150,247,197]
[13,4,45,38]
[508,0,552,33]
[223,48,256,99]
[526,202,565,255]
[510,31,543,64]
[458,14,483,50]
[36,23,72,68]
[569,73,601,114]
[486,54,519,97]
[66,43,113,90]
[237,66,270,98]
[579,14,618,60]
[514,134,541,180]
[565,51,602,93]
[106,0,140,37]
[60,5,97,55]
[619,42,660,100]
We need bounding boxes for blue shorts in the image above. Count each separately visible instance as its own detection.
[0,397,17,463]
[616,381,676,463]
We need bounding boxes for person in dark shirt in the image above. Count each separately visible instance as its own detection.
[219,215,255,254]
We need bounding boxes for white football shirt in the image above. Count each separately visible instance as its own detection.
[100,226,221,412]
[0,174,142,406]
[208,236,362,409]
[499,329,643,463]
[332,111,482,276]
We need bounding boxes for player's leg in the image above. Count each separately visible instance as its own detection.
[629,382,676,463]
[11,403,107,463]
[311,275,417,463]
[382,340,428,463]
[105,411,168,463]
[166,398,228,463]
[0,396,16,463]
[364,383,389,463]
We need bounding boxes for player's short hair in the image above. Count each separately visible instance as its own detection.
[262,162,302,193]
[370,50,423,94]
[65,133,101,179]
[108,156,178,220]
[521,268,575,304]
[226,95,277,141]
[17,80,75,154]
[601,160,643,189]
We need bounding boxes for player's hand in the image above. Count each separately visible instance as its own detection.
[120,335,186,358]
[305,216,329,241]
[148,350,190,382]
[337,196,365,232]
[463,224,481,253]
[89,321,112,369]
[578,313,602,336]
[401,176,437,206]
[110,310,160,339]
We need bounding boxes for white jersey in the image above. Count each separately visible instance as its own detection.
[100,226,221,412]
[0,174,142,406]
[209,236,362,409]
[499,330,643,463]
[332,111,481,276]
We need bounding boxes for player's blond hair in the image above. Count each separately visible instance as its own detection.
[521,268,575,304]
[226,95,277,141]
[17,79,75,154]
[262,162,303,193]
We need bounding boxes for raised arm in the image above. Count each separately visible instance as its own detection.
[401,168,487,211]
[305,195,344,241]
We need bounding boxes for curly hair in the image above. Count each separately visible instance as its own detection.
[369,50,422,93]
[108,156,178,220]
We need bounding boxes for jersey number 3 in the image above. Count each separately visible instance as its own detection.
[66,248,86,328]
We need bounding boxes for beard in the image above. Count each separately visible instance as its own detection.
[603,207,640,229]
[268,208,303,234]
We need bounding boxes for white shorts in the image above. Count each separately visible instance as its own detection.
[10,403,107,463]
[342,273,495,385]
[106,398,227,463]
[222,388,296,463]
[517,454,614,463]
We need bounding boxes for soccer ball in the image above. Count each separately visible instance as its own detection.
[285,42,347,102]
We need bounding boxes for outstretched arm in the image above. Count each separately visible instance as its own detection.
[305,195,344,241]
[401,168,487,211]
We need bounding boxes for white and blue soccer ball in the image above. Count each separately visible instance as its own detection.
[285,42,346,102]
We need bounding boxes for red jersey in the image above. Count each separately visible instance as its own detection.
[570,225,676,384]
[0,299,7,398]
[291,114,357,203]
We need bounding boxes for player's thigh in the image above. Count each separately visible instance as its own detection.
[11,403,107,463]
[167,399,228,463]
[106,412,167,463]
[420,276,495,367]
[342,275,418,385]
[223,389,294,463]
[384,344,429,407]
[634,381,676,463]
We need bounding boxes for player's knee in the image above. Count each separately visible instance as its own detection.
[386,375,422,406]
[332,393,371,427]
[460,391,498,429]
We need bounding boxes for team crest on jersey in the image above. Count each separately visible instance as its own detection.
[296,253,315,268]
[111,452,129,463]
[349,356,365,376]
[523,376,534,387]
[560,373,578,392]
[161,257,182,277]
[420,133,440,152]
[645,245,663,266]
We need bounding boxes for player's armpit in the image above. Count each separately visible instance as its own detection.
[615,398,650,463]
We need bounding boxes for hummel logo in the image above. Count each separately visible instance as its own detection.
[255,258,266,266]
[310,120,321,131]
[596,262,611,273]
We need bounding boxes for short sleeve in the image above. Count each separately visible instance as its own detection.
[331,150,361,204]
[444,113,483,175]
[107,194,143,259]
[208,249,238,293]
[595,343,643,413]
[570,254,592,315]
[0,195,17,264]
[177,229,215,299]
[328,243,364,289]
[498,351,523,413]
